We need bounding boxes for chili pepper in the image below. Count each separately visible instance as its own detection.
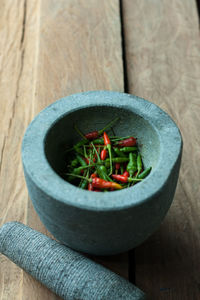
[65,139,87,153]
[85,130,99,140]
[111,174,142,183]
[91,173,97,178]
[76,154,87,167]
[115,162,120,174]
[66,166,85,181]
[136,154,143,176]
[120,164,124,175]
[97,166,108,181]
[80,177,89,189]
[91,142,101,163]
[111,174,128,183]
[127,153,137,177]
[119,147,137,153]
[117,137,137,147]
[92,138,104,144]
[103,132,113,175]
[88,173,97,191]
[97,165,112,182]
[123,170,129,177]
[68,139,88,155]
[71,158,79,167]
[83,157,96,165]
[92,177,122,190]
[69,164,96,178]
[137,167,152,179]
[105,157,129,164]
[84,117,119,140]
[100,148,107,160]
[73,146,84,155]
[88,183,93,191]
[115,163,120,170]
[113,147,126,157]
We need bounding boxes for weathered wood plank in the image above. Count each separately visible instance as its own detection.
[0,0,127,299]
[0,0,39,299]
[34,0,124,112]
[123,0,200,298]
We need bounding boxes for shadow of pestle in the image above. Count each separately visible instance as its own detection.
[0,222,146,300]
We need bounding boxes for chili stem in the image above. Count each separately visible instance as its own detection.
[65,173,91,181]
[98,117,119,135]
[74,124,87,140]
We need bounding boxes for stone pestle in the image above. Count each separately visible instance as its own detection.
[0,222,146,300]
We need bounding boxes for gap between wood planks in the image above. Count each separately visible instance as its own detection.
[119,0,135,285]
[196,0,200,23]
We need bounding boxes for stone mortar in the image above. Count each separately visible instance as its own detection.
[22,91,183,255]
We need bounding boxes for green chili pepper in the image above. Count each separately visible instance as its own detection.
[80,170,89,189]
[136,154,142,176]
[92,138,104,144]
[71,158,79,167]
[106,157,129,163]
[67,165,83,181]
[74,139,88,148]
[76,154,87,167]
[113,147,126,157]
[99,165,113,182]
[137,167,152,179]
[97,166,108,181]
[73,146,84,155]
[119,147,138,152]
[127,153,137,177]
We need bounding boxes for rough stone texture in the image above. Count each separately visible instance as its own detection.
[0,222,146,300]
[22,91,183,255]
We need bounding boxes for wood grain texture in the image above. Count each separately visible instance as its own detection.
[0,0,39,299]
[123,0,200,299]
[34,0,124,112]
[0,0,127,299]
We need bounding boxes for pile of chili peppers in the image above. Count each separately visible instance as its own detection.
[64,117,151,192]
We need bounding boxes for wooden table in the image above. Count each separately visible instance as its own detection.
[0,1,200,299]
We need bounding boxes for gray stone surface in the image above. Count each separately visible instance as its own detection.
[0,222,146,300]
[22,91,183,255]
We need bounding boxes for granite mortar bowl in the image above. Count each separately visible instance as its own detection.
[22,91,182,255]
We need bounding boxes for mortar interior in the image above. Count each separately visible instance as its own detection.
[44,106,161,182]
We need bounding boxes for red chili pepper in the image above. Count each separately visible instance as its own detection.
[100,148,107,160]
[84,157,96,165]
[103,132,112,175]
[117,137,137,147]
[103,132,111,145]
[88,173,97,191]
[85,130,99,140]
[115,163,120,170]
[123,170,129,177]
[111,174,128,183]
[91,173,97,178]
[88,183,93,191]
[92,177,122,190]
